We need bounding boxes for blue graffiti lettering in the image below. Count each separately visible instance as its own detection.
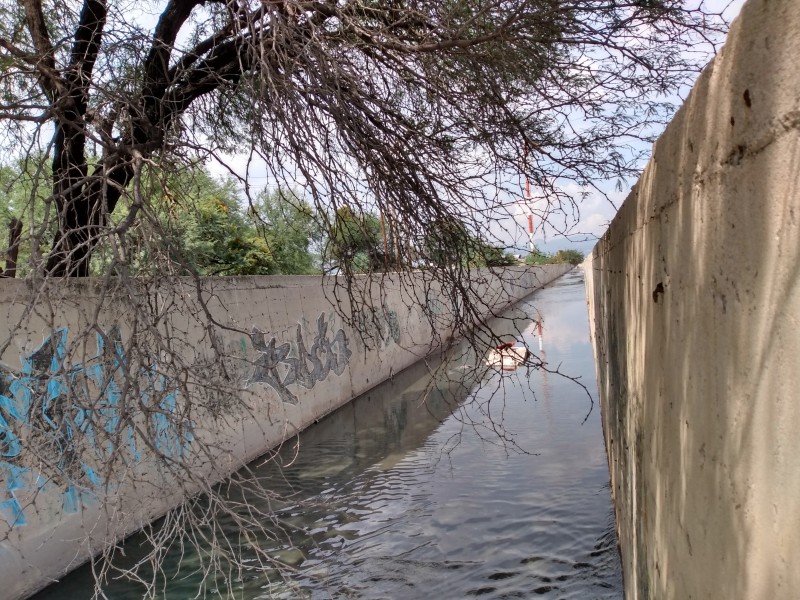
[0,328,193,528]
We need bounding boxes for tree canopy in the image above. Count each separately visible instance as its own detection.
[0,159,321,276]
[325,206,385,273]
[0,0,726,278]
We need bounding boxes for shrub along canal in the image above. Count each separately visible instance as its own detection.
[34,267,621,599]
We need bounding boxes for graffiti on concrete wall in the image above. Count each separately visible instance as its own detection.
[0,328,192,529]
[0,307,401,527]
[249,312,353,405]
[354,307,401,349]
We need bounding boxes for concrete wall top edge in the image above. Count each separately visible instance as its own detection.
[0,265,546,298]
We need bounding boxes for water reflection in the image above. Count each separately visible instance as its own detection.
[34,268,621,599]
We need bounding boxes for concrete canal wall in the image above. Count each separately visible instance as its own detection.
[0,264,571,599]
[584,0,800,597]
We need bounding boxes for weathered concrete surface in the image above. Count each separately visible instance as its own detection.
[0,264,571,599]
[584,0,800,597]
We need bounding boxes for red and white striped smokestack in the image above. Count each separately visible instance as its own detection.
[522,142,537,254]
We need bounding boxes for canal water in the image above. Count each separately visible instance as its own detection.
[34,267,622,599]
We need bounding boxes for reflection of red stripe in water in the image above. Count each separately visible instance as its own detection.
[527,214,533,234]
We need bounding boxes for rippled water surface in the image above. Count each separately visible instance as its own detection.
[36,268,621,599]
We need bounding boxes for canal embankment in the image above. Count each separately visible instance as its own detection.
[584,0,800,597]
[0,264,571,599]
[33,266,620,600]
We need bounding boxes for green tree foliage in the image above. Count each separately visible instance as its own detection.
[525,251,552,266]
[0,158,58,276]
[181,190,274,277]
[1,160,321,277]
[477,246,519,268]
[325,207,384,273]
[525,248,585,266]
[553,249,585,266]
[424,218,517,268]
[251,190,319,276]
[156,168,321,276]
[423,217,472,267]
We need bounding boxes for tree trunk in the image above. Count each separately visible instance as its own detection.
[3,218,23,277]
